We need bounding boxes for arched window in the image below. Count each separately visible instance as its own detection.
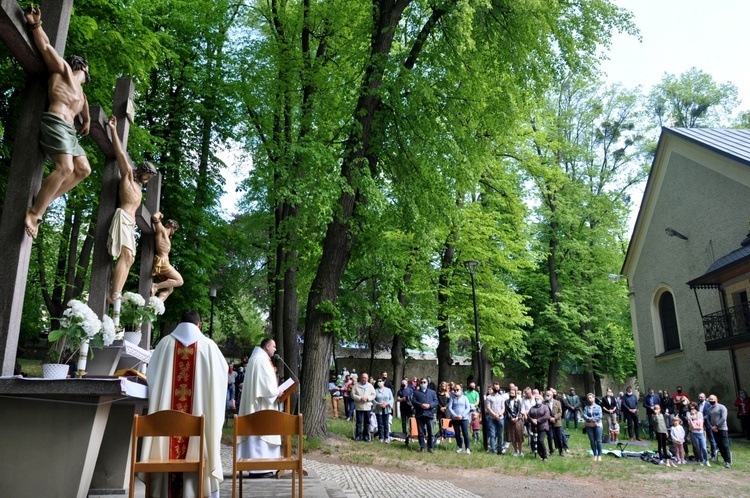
[659,291,681,352]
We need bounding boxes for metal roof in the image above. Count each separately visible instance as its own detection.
[665,128,750,167]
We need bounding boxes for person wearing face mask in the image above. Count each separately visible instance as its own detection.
[351,373,376,442]
[733,389,750,440]
[436,381,451,441]
[582,393,603,461]
[465,382,480,412]
[527,394,551,461]
[485,382,506,454]
[672,386,689,406]
[706,394,732,467]
[601,388,618,442]
[545,390,564,456]
[397,378,414,434]
[448,384,473,454]
[697,392,716,459]
[660,389,674,427]
[373,378,394,443]
[688,403,709,466]
[676,397,692,459]
[411,377,439,452]
[505,388,524,456]
[643,387,660,440]
[621,386,641,442]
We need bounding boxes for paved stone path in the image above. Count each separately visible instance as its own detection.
[303,459,480,498]
[219,444,479,497]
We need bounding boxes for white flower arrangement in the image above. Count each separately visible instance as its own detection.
[119,292,165,330]
[49,299,112,364]
[101,315,116,347]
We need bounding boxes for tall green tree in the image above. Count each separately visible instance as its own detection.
[647,67,739,128]
[519,75,644,390]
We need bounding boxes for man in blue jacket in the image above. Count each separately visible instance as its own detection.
[411,377,439,452]
[621,386,641,441]
[643,387,660,440]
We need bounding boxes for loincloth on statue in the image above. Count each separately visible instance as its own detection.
[152,255,176,277]
[39,112,87,158]
[107,208,136,258]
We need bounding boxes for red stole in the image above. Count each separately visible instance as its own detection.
[168,340,198,496]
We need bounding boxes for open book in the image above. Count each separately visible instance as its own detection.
[278,377,295,395]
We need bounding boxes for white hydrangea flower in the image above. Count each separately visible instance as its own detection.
[148,296,165,316]
[122,291,146,307]
[101,316,116,346]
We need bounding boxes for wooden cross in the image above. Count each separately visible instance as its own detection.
[0,2,159,374]
[87,78,161,351]
[0,0,74,376]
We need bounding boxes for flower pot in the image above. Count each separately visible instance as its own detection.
[42,363,70,379]
[124,331,142,345]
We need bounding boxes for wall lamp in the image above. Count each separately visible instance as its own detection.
[665,227,688,240]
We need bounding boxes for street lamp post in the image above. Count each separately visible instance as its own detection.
[208,285,217,339]
[464,260,487,451]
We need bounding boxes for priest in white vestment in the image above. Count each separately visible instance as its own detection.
[237,337,282,472]
[141,310,228,498]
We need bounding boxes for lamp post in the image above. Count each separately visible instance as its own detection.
[208,285,217,339]
[464,260,487,451]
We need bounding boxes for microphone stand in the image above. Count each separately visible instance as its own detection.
[273,354,301,415]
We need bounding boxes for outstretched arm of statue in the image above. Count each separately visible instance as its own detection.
[107,115,132,179]
[24,6,66,75]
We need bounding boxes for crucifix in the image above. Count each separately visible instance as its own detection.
[0,1,159,375]
[0,0,75,376]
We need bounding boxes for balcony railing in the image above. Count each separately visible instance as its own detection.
[702,302,750,350]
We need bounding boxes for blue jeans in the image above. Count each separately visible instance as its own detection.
[586,425,603,456]
[453,419,470,450]
[566,409,578,429]
[355,410,370,441]
[376,412,390,441]
[226,385,235,410]
[691,430,708,462]
[705,426,717,457]
[487,417,504,452]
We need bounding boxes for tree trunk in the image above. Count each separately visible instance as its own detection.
[283,240,300,413]
[299,0,413,437]
[391,333,404,384]
[436,232,456,385]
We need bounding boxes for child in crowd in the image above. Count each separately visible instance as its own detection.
[610,421,620,444]
[471,412,481,443]
[688,406,710,466]
[669,417,686,464]
[653,405,673,467]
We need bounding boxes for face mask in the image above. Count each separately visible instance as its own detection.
[468,387,475,392]
[377,382,384,387]
[589,398,595,404]
[677,389,682,393]
[544,396,549,401]
[709,400,717,405]
[493,388,500,393]
[453,392,461,398]
[741,393,746,399]
[420,383,427,389]
[401,383,407,388]
[509,394,516,399]
[535,401,541,406]
[699,398,705,403]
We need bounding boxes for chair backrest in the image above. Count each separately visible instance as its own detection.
[235,409,302,439]
[134,410,204,439]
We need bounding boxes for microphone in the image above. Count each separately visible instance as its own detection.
[272,353,300,414]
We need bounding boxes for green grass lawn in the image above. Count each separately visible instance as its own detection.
[318,415,749,487]
[17,358,43,377]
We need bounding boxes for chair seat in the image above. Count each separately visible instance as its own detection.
[236,456,299,470]
[135,458,202,472]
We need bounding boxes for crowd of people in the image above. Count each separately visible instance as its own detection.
[329,370,747,469]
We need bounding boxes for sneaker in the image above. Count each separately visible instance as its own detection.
[456,448,464,453]
[512,452,519,457]
[725,462,731,468]
[706,461,711,467]
[466,449,471,455]
[428,448,433,453]
[699,462,704,466]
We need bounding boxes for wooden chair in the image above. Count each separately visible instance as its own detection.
[232,410,303,498]
[129,410,205,498]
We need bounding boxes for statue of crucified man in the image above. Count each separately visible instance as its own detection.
[105,115,157,304]
[151,212,183,302]
[24,5,91,239]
